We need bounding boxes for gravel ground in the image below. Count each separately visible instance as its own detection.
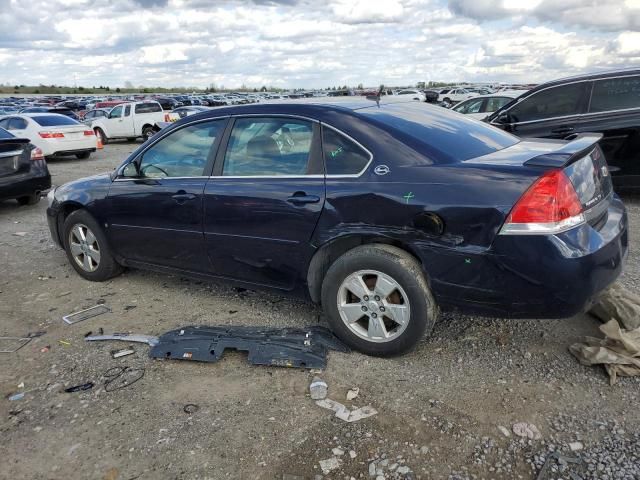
[0,142,639,480]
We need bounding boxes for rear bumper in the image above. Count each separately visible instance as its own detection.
[420,195,628,319]
[0,165,51,201]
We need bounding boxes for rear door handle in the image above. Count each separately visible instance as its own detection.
[287,193,320,205]
[172,192,197,204]
[551,126,574,135]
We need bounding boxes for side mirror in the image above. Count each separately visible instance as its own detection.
[496,112,510,124]
[122,162,139,178]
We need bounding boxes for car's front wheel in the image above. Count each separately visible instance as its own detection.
[321,244,438,356]
[62,209,123,281]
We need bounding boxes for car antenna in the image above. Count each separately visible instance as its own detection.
[365,85,384,107]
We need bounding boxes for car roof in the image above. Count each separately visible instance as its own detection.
[535,68,640,89]
[458,91,523,102]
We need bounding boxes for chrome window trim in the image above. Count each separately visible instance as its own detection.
[115,114,375,181]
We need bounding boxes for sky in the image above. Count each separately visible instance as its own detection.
[0,0,639,89]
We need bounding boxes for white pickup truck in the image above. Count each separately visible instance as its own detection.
[91,101,176,143]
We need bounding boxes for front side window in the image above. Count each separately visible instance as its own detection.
[135,120,224,178]
[507,83,585,123]
[124,105,131,117]
[322,127,371,175]
[589,76,640,113]
[110,106,123,118]
[223,117,313,176]
[453,98,483,114]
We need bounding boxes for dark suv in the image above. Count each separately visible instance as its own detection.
[485,69,640,190]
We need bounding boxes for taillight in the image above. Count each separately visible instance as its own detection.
[39,132,64,138]
[84,130,94,136]
[500,169,585,235]
[30,147,44,161]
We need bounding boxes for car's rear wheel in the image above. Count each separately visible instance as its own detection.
[62,209,123,281]
[94,128,109,145]
[321,244,438,356]
[76,152,91,159]
[17,194,40,206]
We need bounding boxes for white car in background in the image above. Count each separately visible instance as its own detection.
[437,88,478,105]
[0,113,96,159]
[450,91,522,120]
[395,89,426,102]
[91,101,172,143]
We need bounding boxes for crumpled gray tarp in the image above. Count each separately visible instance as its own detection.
[589,282,640,330]
[569,319,640,385]
[570,283,640,384]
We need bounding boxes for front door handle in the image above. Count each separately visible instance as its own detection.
[172,192,197,204]
[287,192,320,205]
[551,126,574,135]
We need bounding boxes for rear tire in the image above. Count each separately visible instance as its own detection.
[62,209,123,282]
[17,194,40,206]
[321,244,438,356]
[95,128,109,145]
[76,152,91,160]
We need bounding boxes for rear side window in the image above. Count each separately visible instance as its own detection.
[124,105,131,117]
[507,83,585,122]
[589,76,640,113]
[8,118,27,130]
[322,127,371,175]
[32,115,79,127]
[135,102,162,114]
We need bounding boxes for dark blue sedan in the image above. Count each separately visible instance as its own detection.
[46,100,628,355]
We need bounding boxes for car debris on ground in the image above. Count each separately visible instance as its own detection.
[148,325,349,369]
[309,377,328,400]
[570,318,640,384]
[63,304,111,325]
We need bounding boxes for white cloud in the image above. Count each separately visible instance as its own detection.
[0,0,637,89]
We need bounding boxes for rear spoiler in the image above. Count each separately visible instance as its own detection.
[524,133,603,168]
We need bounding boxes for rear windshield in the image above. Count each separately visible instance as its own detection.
[359,102,518,162]
[32,115,80,127]
[0,127,14,139]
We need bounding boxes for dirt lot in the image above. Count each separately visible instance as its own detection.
[1,143,639,480]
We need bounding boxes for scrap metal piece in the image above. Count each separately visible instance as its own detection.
[0,337,32,353]
[111,348,135,358]
[64,382,94,393]
[149,325,350,369]
[85,333,159,347]
[63,305,110,325]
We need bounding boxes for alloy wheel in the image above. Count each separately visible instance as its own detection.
[68,223,101,272]
[337,269,411,343]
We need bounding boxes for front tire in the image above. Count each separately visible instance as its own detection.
[62,209,123,281]
[321,244,438,356]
